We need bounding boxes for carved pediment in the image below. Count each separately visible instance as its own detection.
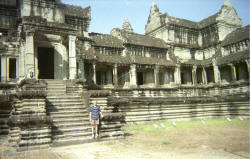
[216,2,242,26]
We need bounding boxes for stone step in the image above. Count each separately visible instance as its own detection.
[46,99,83,103]
[52,136,93,146]
[46,95,82,99]
[47,82,65,85]
[46,103,85,107]
[46,84,65,86]
[0,114,9,118]
[0,129,9,135]
[46,80,65,83]
[47,88,66,92]
[52,117,89,123]
[52,126,91,133]
[47,88,66,91]
[52,131,91,140]
[52,122,89,128]
[46,102,83,106]
[47,84,65,87]
[46,105,87,110]
[52,120,89,126]
[48,109,88,114]
[49,113,88,118]
[0,110,10,113]
[47,92,66,95]
[0,125,8,129]
[0,117,8,121]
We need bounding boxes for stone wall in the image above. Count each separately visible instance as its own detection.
[21,0,64,23]
[7,79,52,151]
[110,82,249,123]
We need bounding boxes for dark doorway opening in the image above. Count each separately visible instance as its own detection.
[0,57,1,82]
[137,72,143,85]
[38,47,54,79]
[9,58,16,79]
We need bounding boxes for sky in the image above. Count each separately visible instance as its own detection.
[61,0,249,34]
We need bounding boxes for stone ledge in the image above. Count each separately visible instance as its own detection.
[8,115,52,128]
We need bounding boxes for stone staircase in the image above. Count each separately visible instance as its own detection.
[46,80,92,146]
[0,109,9,136]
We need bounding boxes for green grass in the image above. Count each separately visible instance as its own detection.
[122,118,249,133]
[162,140,170,145]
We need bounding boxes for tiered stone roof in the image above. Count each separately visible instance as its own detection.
[89,33,123,48]
[217,50,249,65]
[146,0,241,34]
[221,25,250,46]
[112,28,168,48]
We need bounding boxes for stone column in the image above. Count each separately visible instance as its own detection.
[113,64,118,87]
[202,67,207,84]
[229,63,237,81]
[68,35,77,79]
[174,64,181,84]
[245,59,250,78]
[92,62,96,84]
[25,31,35,78]
[130,64,137,87]
[192,65,197,85]
[154,65,160,87]
[19,44,26,80]
[1,56,7,82]
[212,59,221,83]
[78,58,85,80]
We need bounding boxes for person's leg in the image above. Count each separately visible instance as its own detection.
[91,120,95,138]
[91,126,94,138]
[94,125,97,137]
[95,119,99,137]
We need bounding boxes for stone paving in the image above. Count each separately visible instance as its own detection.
[1,140,248,159]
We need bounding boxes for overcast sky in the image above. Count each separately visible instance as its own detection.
[61,0,249,34]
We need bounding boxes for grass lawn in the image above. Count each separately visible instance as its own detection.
[121,118,249,157]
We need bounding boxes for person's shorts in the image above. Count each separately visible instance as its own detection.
[91,119,99,125]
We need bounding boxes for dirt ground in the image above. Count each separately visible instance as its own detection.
[1,118,249,159]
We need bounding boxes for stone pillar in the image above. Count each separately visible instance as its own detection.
[68,35,77,79]
[192,65,197,85]
[229,63,237,81]
[25,32,35,78]
[130,64,137,87]
[78,58,85,80]
[92,62,96,84]
[245,59,250,78]
[174,64,181,84]
[6,57,9,81]
[154,65,160,87]
[19,45,25,80]
[1,56,7,82]
[202,67,207,84]
[212,59,221,83]
[113,64,118,87]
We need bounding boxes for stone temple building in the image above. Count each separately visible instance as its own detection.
[0,0,249,150]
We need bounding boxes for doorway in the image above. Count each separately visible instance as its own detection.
[9,58,16,79]
[137,72,143,85]
[38,47,54,79]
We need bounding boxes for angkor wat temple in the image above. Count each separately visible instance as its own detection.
[0,0,249,150]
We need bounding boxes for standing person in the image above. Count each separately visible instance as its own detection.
[89,101,102,139]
